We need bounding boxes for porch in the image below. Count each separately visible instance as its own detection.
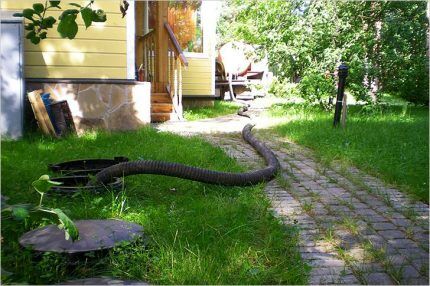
[135,1,189,122]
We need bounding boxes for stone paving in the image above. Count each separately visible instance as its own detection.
[155,101,429,285]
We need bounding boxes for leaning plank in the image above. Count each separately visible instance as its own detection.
[27,90,56,137]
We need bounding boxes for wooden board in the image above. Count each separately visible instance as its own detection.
[27,90,57,137]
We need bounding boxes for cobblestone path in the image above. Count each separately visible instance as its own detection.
[156,105,429,285]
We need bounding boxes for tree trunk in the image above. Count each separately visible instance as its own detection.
[367,2,383,102]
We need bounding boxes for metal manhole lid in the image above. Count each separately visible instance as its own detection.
[19,219,144,253]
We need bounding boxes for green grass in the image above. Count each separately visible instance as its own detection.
[266,103,429,202]
[183,101,240,121]
[1,127,308,284]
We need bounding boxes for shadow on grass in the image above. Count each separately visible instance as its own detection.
[1,126,308,284]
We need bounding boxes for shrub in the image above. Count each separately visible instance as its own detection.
[298,71,336,108]
[269,77,300,99]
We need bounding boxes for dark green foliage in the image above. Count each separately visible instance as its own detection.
[81,7,93,28]
[92,9,107,22]
[219,0,429,104]
[13,0,108,43]
[1,127,308,284]
[268,103,429,202]
[49,1,61,8]
[57,13,78,39]
[299,71,336,108]
[32,3,45,14]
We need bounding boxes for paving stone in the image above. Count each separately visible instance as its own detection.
[372,222,398,231]
[185,112,429,286]
[378,230,405,240]
[365,272,393,284]
[385,254,408,266]
[390,217,413,228]
[309,258,345,267]
[387,238,418,249]
[405,277,429,285]
[340,274,360,284]
[362,234,387,248]
[401,265,421,280]
[309,266,352,276]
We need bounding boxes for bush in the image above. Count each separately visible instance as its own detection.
[298,71,336,108]
[268,77,300,99]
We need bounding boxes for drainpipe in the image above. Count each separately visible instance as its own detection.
[333,63,348,127]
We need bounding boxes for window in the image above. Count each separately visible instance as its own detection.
[168,1,203,53]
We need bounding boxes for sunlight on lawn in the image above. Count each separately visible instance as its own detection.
[267,103,429,202]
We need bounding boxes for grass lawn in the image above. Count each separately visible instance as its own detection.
[1,127,308,284]
[266,103,429,202]
[183,101,240,121]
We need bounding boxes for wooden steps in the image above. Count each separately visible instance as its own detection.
[150,92,174,122]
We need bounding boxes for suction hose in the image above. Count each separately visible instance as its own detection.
[93,124,279,186]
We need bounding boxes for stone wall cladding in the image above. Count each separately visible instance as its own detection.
[27,82,151,133]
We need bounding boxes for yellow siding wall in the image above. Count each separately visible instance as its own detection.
[182,57,213,96]
[1,0,127,79]
[181,1,217,97]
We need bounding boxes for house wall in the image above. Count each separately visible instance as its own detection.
[181,1,218,97]
[182,57,213,96]
[1,0,128,79]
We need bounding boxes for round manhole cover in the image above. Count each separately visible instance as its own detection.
[19,219,144,253]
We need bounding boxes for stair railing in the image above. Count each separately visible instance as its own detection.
[164,22,188,120]
[139,30,155,84]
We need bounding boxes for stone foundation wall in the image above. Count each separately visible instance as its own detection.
[26,81,151,133]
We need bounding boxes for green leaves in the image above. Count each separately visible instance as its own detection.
[81,7,93,28]
[33,3,45,14]
[120,0,129,18]
[92,9,106,22]
[12,206,30,220]
[13,0,110,44]
[57,12,78,39]
[41,16,56,28]
[32,175,62,196]
[59,9,79,20]
[51,208,79,241]
[69,3,82,8]
[49,1,61,8]
[22,9,35,20]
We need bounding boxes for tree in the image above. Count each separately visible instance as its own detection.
[218,0,429,104]
[13,0,129,44]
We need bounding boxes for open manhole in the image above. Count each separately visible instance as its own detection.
[50,175,123,194]
[19,219,144,253]
[49,157,129,176]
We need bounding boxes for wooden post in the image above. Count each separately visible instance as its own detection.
[341,93,347,128]
[135,1,144,69]
[154,1,169,92]
[333,63,348,127]
[178,57,183,118]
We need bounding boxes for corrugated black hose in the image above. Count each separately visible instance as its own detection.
[92,123,280,186]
